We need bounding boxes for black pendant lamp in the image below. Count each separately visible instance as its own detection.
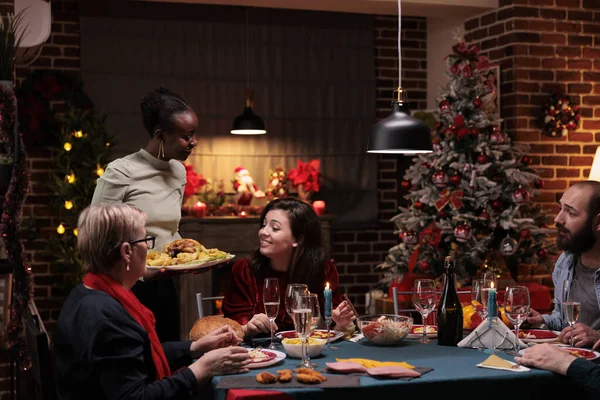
[231,8,266,135]
[367,0,431,154]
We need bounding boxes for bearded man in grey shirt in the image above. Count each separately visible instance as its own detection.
[526,181,600,349]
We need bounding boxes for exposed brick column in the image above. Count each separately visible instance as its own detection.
[464,0,600,286]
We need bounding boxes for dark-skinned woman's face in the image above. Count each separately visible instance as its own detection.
[160,110,199,161]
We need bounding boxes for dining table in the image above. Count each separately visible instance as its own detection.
[212,335,591,400]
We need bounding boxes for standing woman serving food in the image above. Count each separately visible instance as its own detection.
[92,87,198,341]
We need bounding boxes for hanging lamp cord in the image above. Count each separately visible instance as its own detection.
[397,0,402,88]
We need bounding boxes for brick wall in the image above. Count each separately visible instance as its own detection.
[464,0,600,287]
[0,0,80,398]
[332,16,428,313]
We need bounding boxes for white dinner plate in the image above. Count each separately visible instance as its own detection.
[146,254,234,271]
[246,349,286,369]
[276,329,344,342]
[517,329,560,344]
[519,346,600,361]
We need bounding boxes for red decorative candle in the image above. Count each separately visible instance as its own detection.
[193,202,206,218]
[312,200,326,216]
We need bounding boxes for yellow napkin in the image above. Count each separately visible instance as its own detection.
[336,358,414,369]
[477,354,529,372]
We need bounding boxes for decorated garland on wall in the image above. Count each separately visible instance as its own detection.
[541,94,580,137]
[0,84,33,367]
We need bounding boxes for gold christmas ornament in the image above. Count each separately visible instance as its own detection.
[64,142,72,151]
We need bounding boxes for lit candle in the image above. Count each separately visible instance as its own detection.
[240,211,247,218]
[193,202,206,218]
[487,281,497,327]
[312,200,326,216]
[324,282,332,318]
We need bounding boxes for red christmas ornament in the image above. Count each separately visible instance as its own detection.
[414,201,423,210]
[490,132,505,144]
[522,155,532,165]
[454,224,473,243]
[473,97,482,108]
[439,99,449,111]
[520,229,531,239]
[418,260,430,271]
[479,210,490,220]
[401,180,412,190]
[537,248,548,260]
[402,230,419,245]
[450,174,462,185]
[477,154,489,164]
[421,162,430,169]
[439,209,447,218]
[456,127,470,140]
[471,128,479,136]
[534,178,544,189]
[512,187,530,204]
[432,170,448,188]
[492,199,502,209]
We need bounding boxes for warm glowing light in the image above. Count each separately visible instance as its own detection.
[66,172,76,184]
[73,130,83,138]
[105,142,110,147]
[95,163,105,176]
[490,282,495,289]
[64,200,73,210]
[240,211,247,217]
[326,282,330,290]
[73,228,78,237]
[63,142,72,151]
[57,224,66,234]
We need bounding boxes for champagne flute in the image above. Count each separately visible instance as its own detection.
[504,286,530,355]
[263,278,280,350]
[470,279,486,320]
[285,284,308,319]
[413,279,437,344]
[305,293,321,367]
[292,293,313,368]
[562,280,580,346]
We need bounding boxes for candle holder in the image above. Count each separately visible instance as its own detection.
[324,316,338,351]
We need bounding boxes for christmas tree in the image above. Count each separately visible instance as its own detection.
[47,105,115,286]
[378,40,556,285]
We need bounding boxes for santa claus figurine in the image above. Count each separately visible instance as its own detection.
[233,166,265,205]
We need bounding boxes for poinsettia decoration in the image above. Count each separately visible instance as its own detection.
[184,164,207,198]
[288,159,321,193]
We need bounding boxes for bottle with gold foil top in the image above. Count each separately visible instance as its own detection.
[437,256,463,346]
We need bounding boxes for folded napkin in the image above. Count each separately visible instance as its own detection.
[477,354,530,373]
[347,333,364,343]
[458,318,526,350]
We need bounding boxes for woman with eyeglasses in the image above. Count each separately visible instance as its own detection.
[92,87,198,341]
[55,204,250,400]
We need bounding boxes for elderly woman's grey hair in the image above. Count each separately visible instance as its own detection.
[77,203,147,274]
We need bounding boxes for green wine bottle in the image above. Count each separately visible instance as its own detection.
[437,256,463,346]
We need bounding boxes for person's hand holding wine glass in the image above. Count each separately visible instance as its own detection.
[413,279,437,344]
[263,278,280,350]
[562,280,580,346]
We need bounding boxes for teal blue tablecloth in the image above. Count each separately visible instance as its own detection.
[212,338,572,400]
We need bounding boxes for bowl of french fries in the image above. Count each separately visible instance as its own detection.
[281,337,325,358]
[146,238,233,269]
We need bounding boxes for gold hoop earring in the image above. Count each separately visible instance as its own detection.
[158,140,165,159]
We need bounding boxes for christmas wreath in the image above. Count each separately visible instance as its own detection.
[541,94,580,137]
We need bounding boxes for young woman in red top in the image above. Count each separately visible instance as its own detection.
[223,198,355,337]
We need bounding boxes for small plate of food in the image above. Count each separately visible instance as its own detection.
[407,325,438,339]
[519,346,600,361]
[517,329,560,343]
[276,329,344,342]
[247,348,286,369]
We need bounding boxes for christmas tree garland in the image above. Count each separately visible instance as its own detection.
[0,84,33,366]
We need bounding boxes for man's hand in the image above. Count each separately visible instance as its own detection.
[559,323,600,348]
[190,325,242,358]
[514,343,576,375]
[522,308,544,328]
[241,313,277,338]
[332,301,356,328]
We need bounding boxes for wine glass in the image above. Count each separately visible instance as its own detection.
[305,293,321,367]
[292,293,313,368]
[470,279,485,319]
[504,286,530,355]
[562,279,580,346]
[285,284,308,319]
[481,272,497,319]
[263,278,280,350]
[412,279,437,344]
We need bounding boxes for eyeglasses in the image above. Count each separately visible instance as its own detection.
[129,235,156,249]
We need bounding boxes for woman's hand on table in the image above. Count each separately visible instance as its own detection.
[559,323,600,348]
[190,325,242,358]
[190,346,251,383]
[514,343,576,375]
[332,301,356,328]
[241,313,277,338]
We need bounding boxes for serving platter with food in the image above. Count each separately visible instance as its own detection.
[276,329,344,342]
[145,238,234,271]
[247,348,286,369]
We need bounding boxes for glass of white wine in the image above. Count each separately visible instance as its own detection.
[562,279,580,346]
[305,293,321,367]
[263,278,280,350]
[412,279,437,344]
[292,293,313,368]
[504,286,530,355]
[285,284,308,318]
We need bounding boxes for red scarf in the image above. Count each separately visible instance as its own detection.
[82,273,171,380]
